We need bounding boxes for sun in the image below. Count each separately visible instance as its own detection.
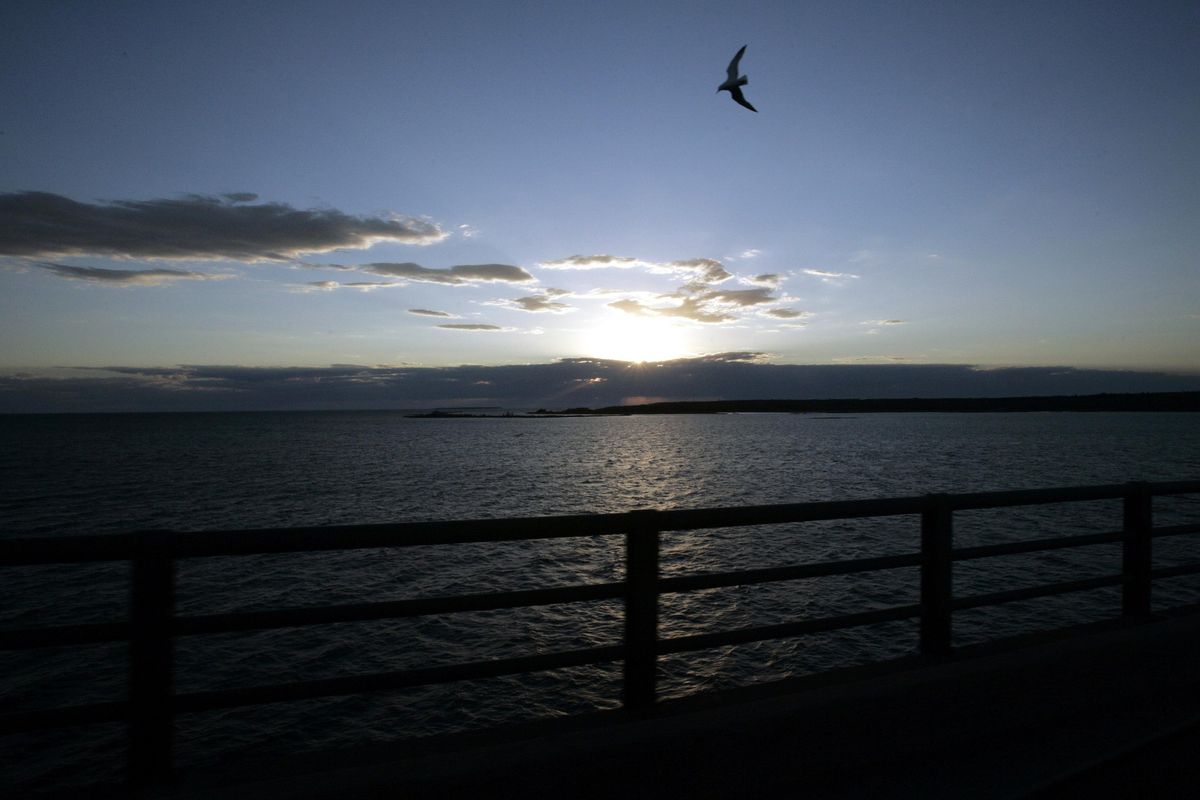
[578,314,695,363]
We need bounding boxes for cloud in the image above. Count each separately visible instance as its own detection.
[539,254,732,285]
[38,262,231,286]
[698,287,776,307]
[605,284,782,324]
[723,249,762,263]
[763,308,808,319]
[491,293,574,313]
[408,308,455,317]
[744,273,784,288]
[665,258,732,285]
[606,298,654,316]
[344,281,400,291]
[861,319,906,335]
[830,356,910,364]
[301,279,400,292]
[458,223,479,238]
[363,262,534,284]
[607,297,735,324]
[803,269,860,283]
[437,323,512,331]
[694,352,770,364]
[539,254,642,270]
[0,191,446,261]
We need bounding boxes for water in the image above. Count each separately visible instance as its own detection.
[3,411,1200,791]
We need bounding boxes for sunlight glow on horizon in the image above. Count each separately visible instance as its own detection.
[576,315,698,364]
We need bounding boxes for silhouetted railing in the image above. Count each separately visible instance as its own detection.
[3,480,1200,791]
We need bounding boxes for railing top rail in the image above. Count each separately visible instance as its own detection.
[1145,480,1200,496]
[3,480,1198,566]
[945,483,1129,510]
[952,480,1200,510]
[655,495,930,531]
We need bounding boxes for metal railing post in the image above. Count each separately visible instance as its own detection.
[623,510,660,710]
[129,531,176,791]
[920,494,953,657]
[1122,482,1153,618]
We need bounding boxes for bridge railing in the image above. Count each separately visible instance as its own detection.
[2,480,1200,789]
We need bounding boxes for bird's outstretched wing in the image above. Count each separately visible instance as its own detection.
[726,45,747,82]
[730,86,757,112]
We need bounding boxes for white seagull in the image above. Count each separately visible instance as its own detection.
[718,45,757,112]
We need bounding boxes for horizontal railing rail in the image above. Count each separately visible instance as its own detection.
[4,482,1186,565]
[2,480,1200,793]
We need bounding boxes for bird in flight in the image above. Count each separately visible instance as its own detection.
[718,45,757,112]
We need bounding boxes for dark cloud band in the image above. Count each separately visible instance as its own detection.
[437,323,509,331]
[364,262,534,284]
[3,359,1198,413]
[39,262,227,285]
[0,191,445,260]
[493,293,574,313]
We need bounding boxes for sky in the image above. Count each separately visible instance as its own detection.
[1,1,1198,410]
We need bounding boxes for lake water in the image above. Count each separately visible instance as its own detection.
[3,411,1200,791]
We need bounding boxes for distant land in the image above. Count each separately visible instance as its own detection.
[545,392,1200,416]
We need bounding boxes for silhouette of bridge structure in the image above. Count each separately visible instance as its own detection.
[3,480,1200,797]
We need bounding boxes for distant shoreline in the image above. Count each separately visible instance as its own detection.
[546,391,1200,416]
[4,391,1199,417]
[404,410,614,419]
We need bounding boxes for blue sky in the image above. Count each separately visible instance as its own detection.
[1,1,1197,408]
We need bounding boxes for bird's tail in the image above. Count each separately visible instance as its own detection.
[737,76,748,87]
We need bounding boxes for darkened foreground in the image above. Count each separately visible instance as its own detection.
[173,607,1200,799]
[3,480,1199,797]
[550,390,1200,415]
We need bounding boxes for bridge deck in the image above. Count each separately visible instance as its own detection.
[168,607,1200,799]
